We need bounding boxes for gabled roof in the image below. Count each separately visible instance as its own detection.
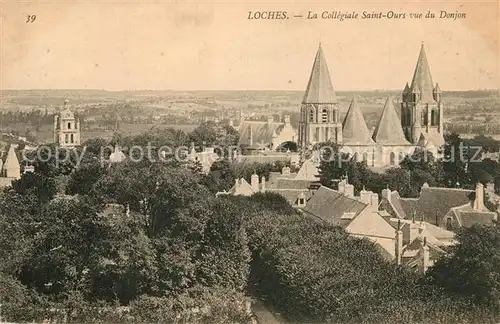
[302,44,337,104]
[342,97,374,145]
[302,186,367,227]
[3,145,20,171]
[409,44,436,104]
[372,97,409,145]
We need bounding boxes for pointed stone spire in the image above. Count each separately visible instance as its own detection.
[302,43,337,104]
[342,96,374,145]
[3,145,20,179]
[372,96,409,145]
[403,82,410,94]
[409,43,435,103]
[434,82,441,93]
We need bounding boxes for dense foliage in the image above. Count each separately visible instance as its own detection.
[1,126,500,323]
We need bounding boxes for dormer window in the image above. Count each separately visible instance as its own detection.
[446,217,452,230]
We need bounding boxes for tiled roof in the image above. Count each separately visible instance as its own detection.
[302,44,337,104]
[302,186,367,227]
[268,178,313,190]
[456,211,497,227]
[372,97,410,145]
[238,121,285,148]
[342,97,374,145]
[269,189,313,206]
[381,187,477,225]
[409,44,436,104]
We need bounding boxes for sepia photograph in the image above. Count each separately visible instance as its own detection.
[0,0,499,323]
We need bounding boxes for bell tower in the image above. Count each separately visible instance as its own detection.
[54,99,81,147]
[298,43,342,148]
[401,43,444,147]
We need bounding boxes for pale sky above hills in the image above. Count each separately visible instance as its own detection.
[1,1,498,91]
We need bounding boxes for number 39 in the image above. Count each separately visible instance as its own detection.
[26,15,36,23]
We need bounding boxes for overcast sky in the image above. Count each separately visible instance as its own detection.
[1,1,498,91]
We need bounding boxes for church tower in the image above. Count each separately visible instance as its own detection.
[298,43,342,148]
[401,44,444,148]
[54,99,81,147]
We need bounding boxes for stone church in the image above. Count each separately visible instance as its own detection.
[297,43,445,167]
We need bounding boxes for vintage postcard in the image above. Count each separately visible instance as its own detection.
[0,1,499,323]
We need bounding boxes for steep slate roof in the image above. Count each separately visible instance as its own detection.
[342,97,374,145]
[268,189,313,206]
[237,121,285,148]
[409,44,436,104]
[448,203,497,228]
[302,186,367,227]
[380,187,477,225]
[372,97,410,145]
[302,44,337,104]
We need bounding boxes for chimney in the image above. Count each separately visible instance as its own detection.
[359,187,371,205]
[267,116,273,124]
[344,184,355,198]
[473,182,485,210]
[338,180,346,194]
[421,237,430,274]
[395,220,403,265]
[371,193,379,207]
[251,172,259,192]
[260,176,266,193]
[381,186,391,202]
[284,115,291,125]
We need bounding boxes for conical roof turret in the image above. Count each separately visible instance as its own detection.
[372,96,409,145]
[409,43,435,103]
[302,43,337,104]
[342,96,374,145]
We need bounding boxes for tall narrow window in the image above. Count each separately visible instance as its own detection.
[363,152,368,164]
[70,134,74,143]
[67,122,71,130]
[65,134,69,143]
[446,217,452,231]
[389,152,396,165]
[431,110,436,126]
[309,109,314,122]
[321,109,328,123]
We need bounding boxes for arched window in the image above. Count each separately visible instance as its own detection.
[70,134,74,143]
[431,110,436,126]
[399,152,406,162]
[309,109,314,122]
[389,152,396,165]
[64,134,69,143]
[321,109,328,123]
[362,152,368,164]
[353,152,359,162]
[67,122,71,130]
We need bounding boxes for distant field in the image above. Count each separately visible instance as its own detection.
[0,123,199,143]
